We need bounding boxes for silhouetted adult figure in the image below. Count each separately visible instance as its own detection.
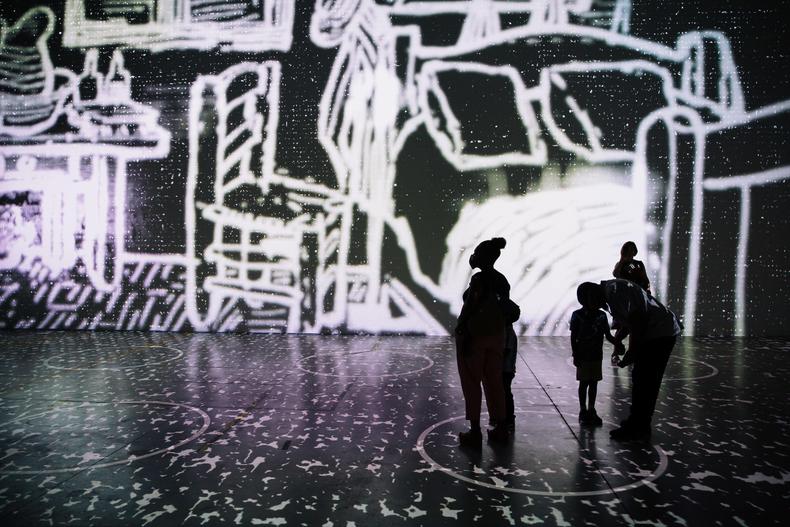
[455,237,510,447]
[577,280,681,441]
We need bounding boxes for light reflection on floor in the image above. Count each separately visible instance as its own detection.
[0,332,787,525]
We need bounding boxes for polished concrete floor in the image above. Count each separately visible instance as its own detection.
[0,332,787,526]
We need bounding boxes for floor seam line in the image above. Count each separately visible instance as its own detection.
[522,354,634,518]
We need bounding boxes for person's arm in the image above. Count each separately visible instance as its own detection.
[613,260,623,278]
[617,311,647,367]
[601,315,624,362]
[570,314,580,365]
[636,261,652,294]
[603,315,616,344]
[455,276,481,334]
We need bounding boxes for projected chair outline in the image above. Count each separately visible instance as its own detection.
[313,0,789,335]
[185,62,362,333]
[184,55,445,334]
[185,62,293,330]
[63,0,295,52]
[632,103,790,336]
[0,7,170,292]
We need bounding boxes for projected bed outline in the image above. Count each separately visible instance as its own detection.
[305,0,790,335]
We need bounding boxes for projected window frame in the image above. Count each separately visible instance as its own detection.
[63,0,295,52]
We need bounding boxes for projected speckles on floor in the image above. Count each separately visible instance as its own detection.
[44,345,183,371]
[416,411,669,497]
[0,400,210,475]
[0,334,788,525]
[563,355,719,381]
[297,349,435,378]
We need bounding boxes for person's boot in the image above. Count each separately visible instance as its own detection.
[588,409,603,427]
[459,428,483,448]
[610,423,650,441]
[487,425,509,444]
[506,415,516,434]
[578,409,589,424]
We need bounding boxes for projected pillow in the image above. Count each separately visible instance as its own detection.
[416,61,546,171]
[540,62,673,161]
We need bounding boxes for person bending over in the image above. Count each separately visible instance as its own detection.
[576,280,681,441]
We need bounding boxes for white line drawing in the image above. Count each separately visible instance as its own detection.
[63,0,295,52]
[183,59,446,334]
[1,2,786,335]
[306,0,789,335]
[1,9,170,296]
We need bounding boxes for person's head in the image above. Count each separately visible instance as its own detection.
[577,282,606,311]
[469,237,506,270]
[620,241,638,259]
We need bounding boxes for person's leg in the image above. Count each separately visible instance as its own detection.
[628,353,649,430]
[613,337,674,440]
[457,337,487,447]
[503,371,515,427]
[588,381,598,410]
[641,336,675,427]
[457,337,485,425]
[578,381,588,414]
[481,335,506,424]
[587,381,602,426]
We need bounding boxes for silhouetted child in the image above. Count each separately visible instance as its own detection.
[571,284,622,426]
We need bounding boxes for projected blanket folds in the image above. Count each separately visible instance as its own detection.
[0,1,787,335]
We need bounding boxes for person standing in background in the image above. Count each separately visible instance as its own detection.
[613,241,651,293]
[611,241,651,359]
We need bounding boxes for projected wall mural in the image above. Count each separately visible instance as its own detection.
[0,1,787,335]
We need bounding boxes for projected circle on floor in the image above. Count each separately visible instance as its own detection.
[0,400,210,475]
[44,345,183,371]
[564,356,718,381]
[297,350,434,377]
[416,410,668,497]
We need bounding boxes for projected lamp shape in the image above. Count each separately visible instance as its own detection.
[0,8,170,294]
[0,7,71,137]
[62,0,296,52]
